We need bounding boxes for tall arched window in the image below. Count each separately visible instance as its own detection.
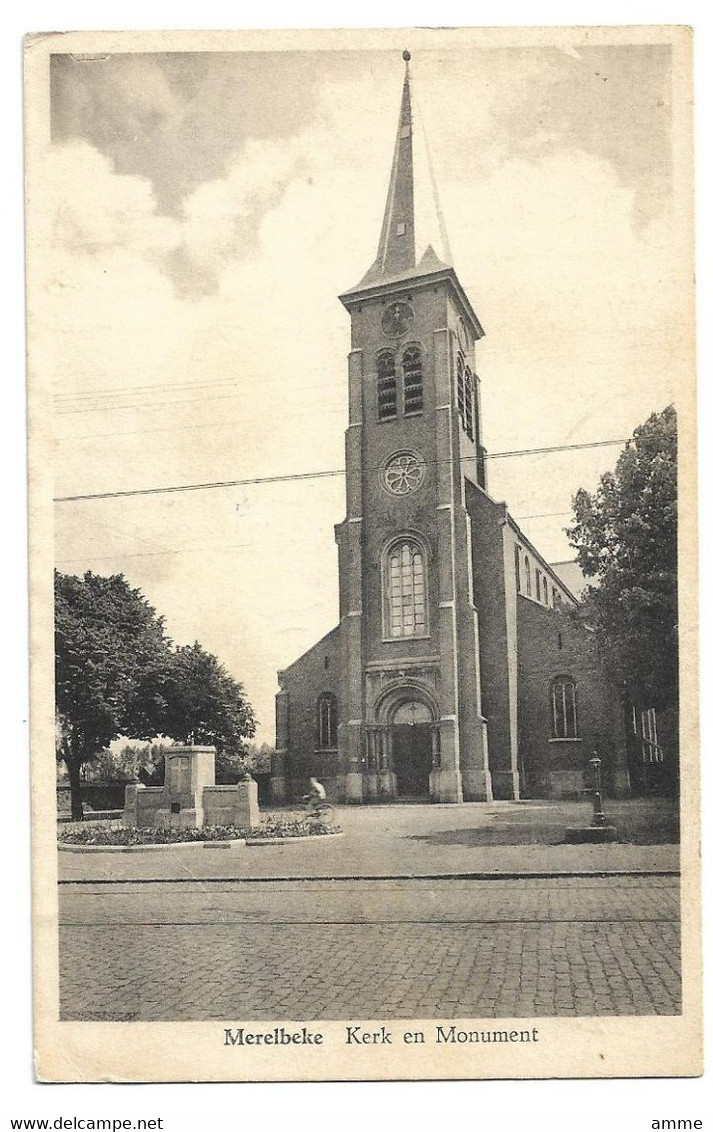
[317,693,337,749]
[377,351,397,421]
[535,570,541,602]
[542,576,549,604]
[524,555,532,596]
[384,537,427,638]
[551,677,577,739]
[464,367,475,440]
[402,345,423,415]
[515,546,522,593]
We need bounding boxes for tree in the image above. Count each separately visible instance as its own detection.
[566,406,677,711]
[55,572,259,815]
[159,642,256,780]
[55,571,174,818]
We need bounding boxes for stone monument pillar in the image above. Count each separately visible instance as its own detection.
[155,745,216,829]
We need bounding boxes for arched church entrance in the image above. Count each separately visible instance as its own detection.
[369,685,440,802]
[391,701,433,798]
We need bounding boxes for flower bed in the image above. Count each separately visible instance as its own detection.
[248,816,338,839]
[58,816,340,847]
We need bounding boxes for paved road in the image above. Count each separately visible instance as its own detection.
[59,875,680,1021]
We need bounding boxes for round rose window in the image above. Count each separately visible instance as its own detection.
[382,451,425,496]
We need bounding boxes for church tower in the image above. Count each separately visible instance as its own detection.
[333,52,493,802]
[274,53,633,807]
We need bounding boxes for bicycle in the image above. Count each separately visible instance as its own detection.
[301,797,336,826]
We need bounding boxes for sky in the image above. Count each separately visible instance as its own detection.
[42,38,686,743]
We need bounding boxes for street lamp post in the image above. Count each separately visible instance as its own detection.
[589,755,606,827]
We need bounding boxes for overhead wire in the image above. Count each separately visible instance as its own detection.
[53,436,629,503]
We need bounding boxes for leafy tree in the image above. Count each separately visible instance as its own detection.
[566,406,677,711]
[55,571,173,818]
[55,572,258,814]
[159,643,256,780]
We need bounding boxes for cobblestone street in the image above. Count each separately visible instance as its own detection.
[59,875,680,1021]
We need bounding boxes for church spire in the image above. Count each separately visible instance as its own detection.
[347,50,454,294]
[372,50,416,279]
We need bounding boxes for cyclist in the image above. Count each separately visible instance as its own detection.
[304,776,327,817]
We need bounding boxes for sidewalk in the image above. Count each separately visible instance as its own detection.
[58,800,680,884]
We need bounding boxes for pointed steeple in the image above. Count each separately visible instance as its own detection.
[340,52,483,338]
[346,50,453,294]
[372,52,416,279]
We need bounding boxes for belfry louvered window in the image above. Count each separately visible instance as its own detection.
[457,354,466,423]
[402,346,424,415]
[385,538,427,638]
[377,351,397,421]
[464,367,475,440]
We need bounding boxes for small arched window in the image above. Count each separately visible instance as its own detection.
[551,678,577,739]
[402,346,423,415]
[524,556,532,596]
[377,351,397,421]
[317,693,337,749]
[384,537,427,638]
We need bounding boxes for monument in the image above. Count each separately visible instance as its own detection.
[123,745,259,830]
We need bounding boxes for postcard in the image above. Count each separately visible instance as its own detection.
[26,25,700,1082]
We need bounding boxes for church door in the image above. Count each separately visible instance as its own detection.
[392,724,432,799]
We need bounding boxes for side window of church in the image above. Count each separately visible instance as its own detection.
[377,351,398,420]
[384,538,427,638]
[317,693,337,749]
[402,346,423,415]
[551,678,578,739]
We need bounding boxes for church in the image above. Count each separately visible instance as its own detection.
[272,54,636,805]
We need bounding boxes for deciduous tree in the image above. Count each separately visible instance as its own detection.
[55,571,173,818]
[566,406,677,711]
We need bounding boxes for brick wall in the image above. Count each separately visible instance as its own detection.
[278,625,342,800]
[466,483,518,796]
[516,597,628,798]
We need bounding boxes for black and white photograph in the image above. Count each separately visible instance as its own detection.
[25,25,700,1082]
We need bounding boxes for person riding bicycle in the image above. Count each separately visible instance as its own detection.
[304,776,327,817]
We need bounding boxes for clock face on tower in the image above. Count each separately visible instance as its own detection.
[381,301,414,338]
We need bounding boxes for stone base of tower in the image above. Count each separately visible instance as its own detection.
[429,768,463,803]
[491,769,520,801]
[461,768,493,802]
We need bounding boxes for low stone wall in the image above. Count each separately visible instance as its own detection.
[203,781,259,828]
[123,785,166,828]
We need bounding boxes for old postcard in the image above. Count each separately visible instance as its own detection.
[26,26,700,1082]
